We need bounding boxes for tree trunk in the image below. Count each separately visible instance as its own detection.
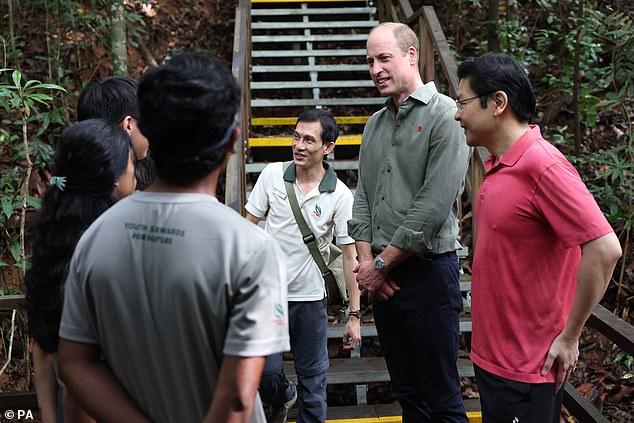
[487,0,500,52]
[110,0,128,75]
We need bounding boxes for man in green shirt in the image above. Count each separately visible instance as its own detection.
[349,22,470,422]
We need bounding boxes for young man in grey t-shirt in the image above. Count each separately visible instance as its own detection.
[58,53,290,423]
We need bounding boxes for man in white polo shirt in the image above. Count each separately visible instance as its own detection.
[246,109,360,423]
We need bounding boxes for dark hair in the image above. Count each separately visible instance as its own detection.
[296,109,339,144]
[137,52,241,185]
[77,76,139,124]
[457,52,536,123]
[26,119,131,353]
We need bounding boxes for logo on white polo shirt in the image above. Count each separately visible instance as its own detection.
[273,303,286,326]
[313,204,322,218]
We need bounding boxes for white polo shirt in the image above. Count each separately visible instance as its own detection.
[246,161,354,301]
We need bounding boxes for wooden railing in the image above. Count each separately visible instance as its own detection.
[379,0,633,421]
[225,0,252,214]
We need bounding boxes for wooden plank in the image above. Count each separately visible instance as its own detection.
[284,357,474,384]
[0,391,38,409]
[252,7,376,16]
[251,116,369,126]
[251,97,385,107]
[251,80,374,90]
[326,316,472,339]
[225,0,251,213]
[252,64,368,73]
[290,403,481,422]
[252,20,376,30]
[418,15,435,84]
[0,294,26,310]
[586,305,634,355]
[397,0,414,20]
[249,134,362,147]
[252,34,368,43]
[252,49,366,58]
[563,382,609,423]
[252,0,368,3]
[420,6,459,97]
[246,160,359,173]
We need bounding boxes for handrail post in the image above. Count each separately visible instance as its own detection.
[418,15,435,83]
[227,0,251,214]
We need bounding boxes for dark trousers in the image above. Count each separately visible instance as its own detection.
[474,365,563,423]
[260,299,328,423]
[374,253,468,423]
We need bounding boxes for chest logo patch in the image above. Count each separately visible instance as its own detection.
[417,124,424,133]
[313,204,322,218]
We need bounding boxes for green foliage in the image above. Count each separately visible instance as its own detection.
[0,68,66,274]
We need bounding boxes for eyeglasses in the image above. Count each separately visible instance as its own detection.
[455,92,494,110]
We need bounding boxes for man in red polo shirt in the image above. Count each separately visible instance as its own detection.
[454,52,622,422]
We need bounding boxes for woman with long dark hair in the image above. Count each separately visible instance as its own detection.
[26,118,136,422]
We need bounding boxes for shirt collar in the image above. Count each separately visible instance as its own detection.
[283,161,337,193]
[386,81,437,111]
[486,125,543,169]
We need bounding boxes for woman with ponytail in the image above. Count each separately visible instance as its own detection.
[26,118,136,422]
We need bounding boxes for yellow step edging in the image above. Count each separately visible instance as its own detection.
[253,0,367,3]
[252,116,369,126]
[289,413,481,423]
[249,135,361,147]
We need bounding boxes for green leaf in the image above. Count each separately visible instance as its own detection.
[30,83,66,92]
[1,196,14,219]
[28,93,54,105]
[11,69,22,89]
[9,240,21,263]
[26,196,42,209]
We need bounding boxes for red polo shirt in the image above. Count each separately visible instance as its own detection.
[470,125,612,383]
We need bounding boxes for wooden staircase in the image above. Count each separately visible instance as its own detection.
[246,0,482,420]
[248,0,381,177]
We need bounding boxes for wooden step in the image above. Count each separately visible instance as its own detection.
[0,391,38,409]
[246,160,359,173]
[252,0,369,4]
[251,7,376,16]
[283,357,475,385]
[326,317,472,339]
[251,116,369,125]
[289,401,483,422]
[249,134,362,147]
[252,48,367,58]
[252,64,368,73]
[251,80,374,90]
[251,97,384,107]
[252,34,368,43]
[252,20,377,30]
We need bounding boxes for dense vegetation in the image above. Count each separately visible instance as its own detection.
[1,0,632,419]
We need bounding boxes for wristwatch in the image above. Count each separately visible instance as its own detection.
[374,255,386,272]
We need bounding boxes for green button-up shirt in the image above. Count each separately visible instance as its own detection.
[348,82,470,255]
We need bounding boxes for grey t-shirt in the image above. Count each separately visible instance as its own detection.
[60,192,290,423]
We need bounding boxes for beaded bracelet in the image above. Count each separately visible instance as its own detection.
[348,310,360,320]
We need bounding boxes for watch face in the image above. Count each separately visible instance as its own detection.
[375,256,385,272]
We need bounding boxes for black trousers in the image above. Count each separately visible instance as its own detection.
[374,253,468,423]
[474,365,564,423]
